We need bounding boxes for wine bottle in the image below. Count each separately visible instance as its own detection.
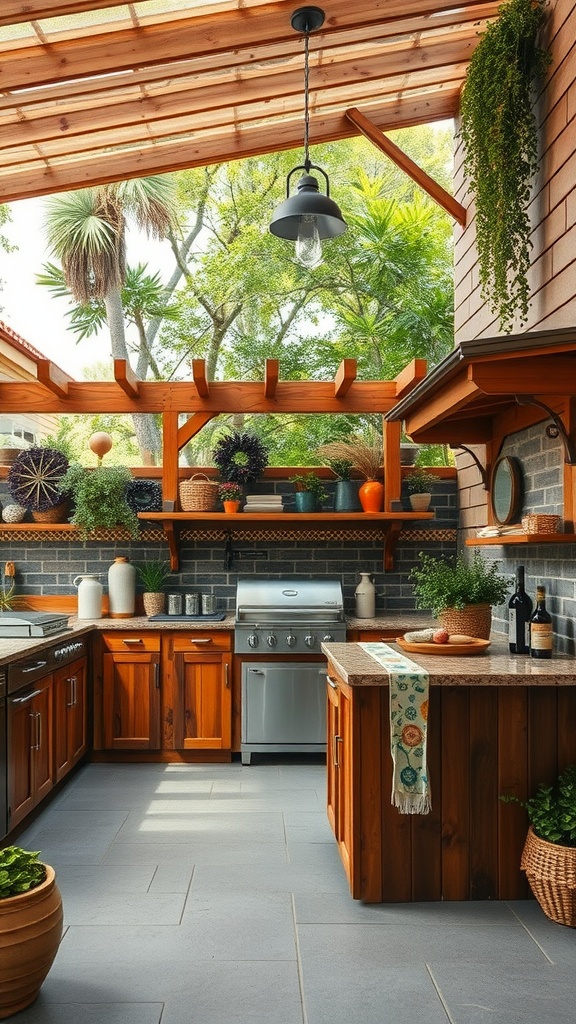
[530,585,553,659]
[508,565,533,654]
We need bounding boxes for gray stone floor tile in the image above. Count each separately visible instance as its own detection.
[284,809,335,843]
[113,808,286,843]
[8,998,163,1024]
[508,901,576,965]
[429,962,576,1023]
[63,891,186,926]
[54,863,156,895]
[159,961,305,1024]
[147,862,195,894]
[101,839,289,866]
[17,810,129,863]
[295,893,518,925]
[301,961,447,1024]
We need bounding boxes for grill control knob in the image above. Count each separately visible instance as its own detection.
[322,634,335,643]
[247,634,259,648]
[304,633,317,648]
[266,634,278,648]
[286,633,297,648]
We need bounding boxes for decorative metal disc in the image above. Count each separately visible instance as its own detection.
[8,447,69,511]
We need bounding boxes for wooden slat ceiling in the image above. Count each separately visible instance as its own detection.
[0,0,501,204]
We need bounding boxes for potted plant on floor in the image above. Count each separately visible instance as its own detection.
[409,550,510,639]
[289,473,328,512]
[501,765,576,927]
[404,467,436,512]
[135,559,172,616]
[218,481,243,513]
[0,846,63,1018]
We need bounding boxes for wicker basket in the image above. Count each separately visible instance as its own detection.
[31,501,69,523]
[521,514,562,535]
[438,603,492,640]
[521,826,576,927]
[179,474,219,512]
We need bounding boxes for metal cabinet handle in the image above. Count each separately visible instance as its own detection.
[333,734,342,768]
[327,675,338,690]
[121,638,144,645]
[36,711,42,751]
[67,675,77,707]
[224,662,230,688]
[189,637,212,644]
[22,660,48,673]
[154,662,160,689]
[12,688,43,705]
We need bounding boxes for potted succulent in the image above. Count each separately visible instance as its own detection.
[501,765,576,927]
[317,434,383,512]
[409,550,511,639]
[135,559,172,616]
[0,846,63,1018]
[289,473,328,512]
[60,463,139,538]
[8,446,70,522]
[325,458,361,512]
[404,467,436,512]
[218,481,243,513]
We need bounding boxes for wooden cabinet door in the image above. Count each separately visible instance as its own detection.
[54,657,87,782]
[336,684,354,887]
[326,677,340,837]
[172,650,232,751]
[102,651,161,750]
[8,675,53,830]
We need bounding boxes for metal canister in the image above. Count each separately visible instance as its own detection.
[185,593,200,616]
[167,593,183,615]
[201,593,217,615]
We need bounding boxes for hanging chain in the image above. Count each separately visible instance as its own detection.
[303,29,311,172]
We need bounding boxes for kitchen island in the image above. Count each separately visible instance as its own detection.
[321,639,576,903]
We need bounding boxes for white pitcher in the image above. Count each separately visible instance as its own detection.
[354,572,376,618]
[73,574,104,619]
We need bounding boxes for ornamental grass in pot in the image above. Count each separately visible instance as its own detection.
[135,559,172,616]
[317,434,383,513]
[409,550,510,639]
[501,765,576,927]
[0,847,63,1018]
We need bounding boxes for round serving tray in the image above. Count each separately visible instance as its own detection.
[396,637,491,656]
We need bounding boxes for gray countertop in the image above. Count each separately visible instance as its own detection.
[322,639,576,686]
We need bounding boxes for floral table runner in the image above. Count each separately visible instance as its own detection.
[359,642,431,814]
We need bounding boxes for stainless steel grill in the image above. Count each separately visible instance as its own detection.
[234,577,346,654]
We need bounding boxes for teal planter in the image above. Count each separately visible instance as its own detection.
[294,491,315,513]
[334,480,361,512]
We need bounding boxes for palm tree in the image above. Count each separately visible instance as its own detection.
[43,177,177,460]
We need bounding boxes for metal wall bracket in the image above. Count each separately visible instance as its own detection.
[515,396,576,464]
[451,445,488,489]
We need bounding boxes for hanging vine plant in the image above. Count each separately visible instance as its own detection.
[459,0,551,332]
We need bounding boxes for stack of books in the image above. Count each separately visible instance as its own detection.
[243,494,284,513]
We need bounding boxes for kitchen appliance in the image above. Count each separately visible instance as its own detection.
[0,611,71,638]
[235,577,346,764]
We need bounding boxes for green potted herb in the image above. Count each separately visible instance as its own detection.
[404,467,436,512]
[61,463,139,538]
[409,550,510,639]
[135,560,172,616]
[0,846,63,1016]
[501,765,576,926]
[289,473,328,512]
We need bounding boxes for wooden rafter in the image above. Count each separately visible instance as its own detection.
[264,359,279,399]
[113,358,139,398]
[0,1,502,202]
[36,358,72,398]
[334,359,357,398]
[192,360,210,399]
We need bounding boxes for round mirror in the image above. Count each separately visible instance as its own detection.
[490,456,522,525]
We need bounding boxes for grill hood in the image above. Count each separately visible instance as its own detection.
[236,577,344,624]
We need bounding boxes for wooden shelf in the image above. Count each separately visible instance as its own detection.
[466,533,576,547]
[138,511,435,571]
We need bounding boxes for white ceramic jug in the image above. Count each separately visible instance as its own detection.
[73,574,104,619]
[108,557,136,618]
[354,572,376,618]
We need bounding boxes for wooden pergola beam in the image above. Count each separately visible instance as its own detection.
[114,358,139,398]
[264,359,279,399]
[177,412,216,450]
[36,358,72,399]
[192,359,210,399]
[334,359,357,398]
[346,107,467,226]
[394,359,428,399]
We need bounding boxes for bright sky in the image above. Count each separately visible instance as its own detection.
[0,197,171,378]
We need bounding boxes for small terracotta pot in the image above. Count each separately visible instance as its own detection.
[359,480,384,513]
[223,500,241,513]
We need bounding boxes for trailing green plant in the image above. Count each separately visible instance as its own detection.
[61,463,139,538]
[459,0,551,331]
[135,560,171,593]
[289,473,329,506]
[409,550,511,616]
[501,764,576,847]
[0,847,46,899]
[405,467,436,494]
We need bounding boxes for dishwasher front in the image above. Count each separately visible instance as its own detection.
[241,661,327,765]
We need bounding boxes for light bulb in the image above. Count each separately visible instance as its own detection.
[295,215,322,269]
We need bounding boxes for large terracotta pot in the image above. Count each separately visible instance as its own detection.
[0,864,63,1019]
[358,480,384,513]
[438,603,492,640]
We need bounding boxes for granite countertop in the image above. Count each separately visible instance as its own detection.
[322,639,576,687]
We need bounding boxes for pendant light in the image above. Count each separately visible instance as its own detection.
[269,6,347,269]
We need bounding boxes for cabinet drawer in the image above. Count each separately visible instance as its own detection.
[170,631,231,653]
[101,632,161,653]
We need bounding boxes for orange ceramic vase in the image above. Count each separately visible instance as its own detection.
[358,480,384,513]
[0,865,63,1019]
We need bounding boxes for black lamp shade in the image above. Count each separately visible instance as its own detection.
[270,173,347,241]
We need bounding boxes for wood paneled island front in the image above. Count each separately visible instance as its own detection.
[321,640,576,903]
